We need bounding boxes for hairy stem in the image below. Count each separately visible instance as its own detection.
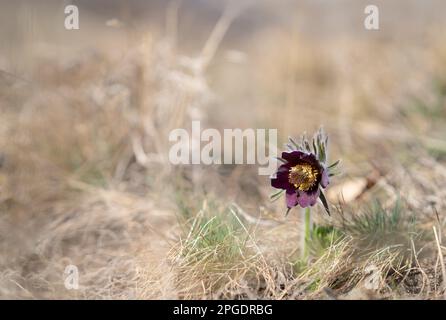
[302,207,312,261]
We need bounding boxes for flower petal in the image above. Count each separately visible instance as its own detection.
[297,188,320,208]
[301,152,319,166]
[286,190,299,208]
[320,168,329,188]
[281,150,306,164]
[271,164,292,190]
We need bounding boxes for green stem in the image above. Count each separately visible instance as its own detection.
[302,207,311,261]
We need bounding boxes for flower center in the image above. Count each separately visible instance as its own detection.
[288,163,319,191]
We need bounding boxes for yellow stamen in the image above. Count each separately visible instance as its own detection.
[288,163,319,191]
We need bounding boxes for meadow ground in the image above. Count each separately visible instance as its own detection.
[1,0,446,299]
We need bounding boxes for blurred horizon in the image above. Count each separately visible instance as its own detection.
[2,0,446,65]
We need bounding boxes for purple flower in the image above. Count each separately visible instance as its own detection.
[272,150,329,208]
[270,129,338,215]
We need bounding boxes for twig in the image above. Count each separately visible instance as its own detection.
[199,4,249,70]
[231,203,281,227]
[166,0,182,48]
[433,226,446,296]
[131,134,164,166]
[229,206,263,259]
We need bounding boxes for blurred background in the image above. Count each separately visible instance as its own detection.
[1,0,446,299]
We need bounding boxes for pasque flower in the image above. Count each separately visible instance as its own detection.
[272,150,329,208]
[270,128,339,215]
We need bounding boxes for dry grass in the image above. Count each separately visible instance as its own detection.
[1,1,446,299]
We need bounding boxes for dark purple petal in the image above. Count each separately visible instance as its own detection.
[286,190,299,208]
[301,152,320,167]
[297,188,320,208]
[281,150,306,164]
[271,164,292,190]
[320,168,329,188]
